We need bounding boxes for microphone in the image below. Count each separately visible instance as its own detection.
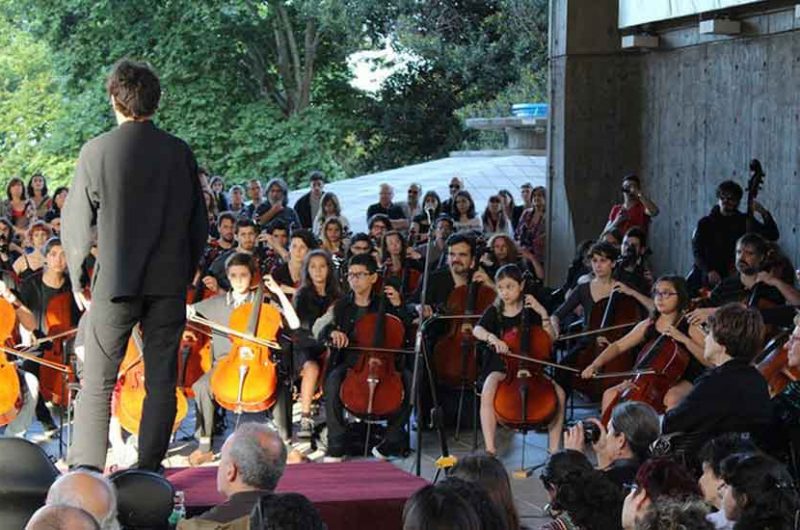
[425,206,433,226]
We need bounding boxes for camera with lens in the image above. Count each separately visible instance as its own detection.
[566,420,601,444]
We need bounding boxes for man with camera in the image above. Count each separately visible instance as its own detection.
[563,401,661,489]
[603,174,660,236]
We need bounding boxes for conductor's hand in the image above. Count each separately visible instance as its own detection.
[330,330,349,349]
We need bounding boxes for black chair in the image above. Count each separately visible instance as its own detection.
[110,469,174,530]
[0,437,61,528]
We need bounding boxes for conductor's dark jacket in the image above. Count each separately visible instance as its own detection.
[62,120,208,300]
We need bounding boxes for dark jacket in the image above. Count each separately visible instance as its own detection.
[692,206,779,277]
[662,358,773,436]
[196,490,271,524]
[62,120,208,300]
[293,192,313,228]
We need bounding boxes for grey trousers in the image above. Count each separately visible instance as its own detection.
[68,295,185,471]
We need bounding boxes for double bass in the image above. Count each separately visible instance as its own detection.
[600,315,691,425]
[210,285,281,413]
[112,325,188,434]
[493,278,559,430]
[572,274,644,401]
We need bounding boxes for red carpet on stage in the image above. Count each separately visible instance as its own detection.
[167,460,428,530]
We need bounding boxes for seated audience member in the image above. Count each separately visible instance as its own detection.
[256,493,325,530]
[634,498,714,530]
[26,505,100,530]
[539,450,624,530]
[720,453,800,530]
[662,304,773,441]
[436,477,506,530]
[621,458,703,530]
[697,434,757,530]
[46,470,120,530]
[565,401,661,489]
[403,483,481,530]
[451,455,521,530]
[191,423,287,524]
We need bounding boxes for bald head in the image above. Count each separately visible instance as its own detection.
[46,471,118,530]
[217,423,287,497]
[26,505,100,530]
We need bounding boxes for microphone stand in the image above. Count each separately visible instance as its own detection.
[409,210,454,480]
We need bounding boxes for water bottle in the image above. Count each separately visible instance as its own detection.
[168,490,186,526]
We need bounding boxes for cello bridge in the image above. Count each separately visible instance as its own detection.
[238,347,255,361]
[516,369,531,379]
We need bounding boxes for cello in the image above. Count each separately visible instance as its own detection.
[757,333,800,397]
[210,285,281,413]
[493,278,559,430]
[112,325,188,434]
[339,266,406,454]
[38,291,77,406]
[433,267,496,389]
[600,315,691,425]
[0,296,23,425]
[177,269,214,398]
[572,273,644,401]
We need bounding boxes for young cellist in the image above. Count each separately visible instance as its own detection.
[579,275,706,413]
[472,264,566,455]
[316,253,413,460]
[184,252,299,465]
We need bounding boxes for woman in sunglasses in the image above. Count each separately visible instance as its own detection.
[580,275,707,416]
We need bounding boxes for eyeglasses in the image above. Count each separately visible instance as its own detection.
[652,291,678,298]
[347,271,373,279]
[449,184,460,189]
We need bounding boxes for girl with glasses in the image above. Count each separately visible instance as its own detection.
[580,275,707,418]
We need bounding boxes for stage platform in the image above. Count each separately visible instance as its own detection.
[167,460,428,530]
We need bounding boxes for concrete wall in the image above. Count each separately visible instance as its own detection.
[548,0,800,283]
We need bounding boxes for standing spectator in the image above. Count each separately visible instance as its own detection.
[242,178,264,221]
[410,190,441,243]
[366,183,408,231]
[4,177,33,237]
[689,179,779,291]
[28,173,52,219]
[228,184,246,217]
[398,183,423,224]
[256,178,300,230]
[481,195,512,236]
[312,191,349,237]
[209,175,229,212]
[294,170,325,229]
[516,186,547,271]
[512,183,534,229]
[441,176,463,217]
[497,189,519,230]
[604,174,659,236]
[452,190,481,233]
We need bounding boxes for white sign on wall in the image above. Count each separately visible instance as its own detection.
[619,0,765,28]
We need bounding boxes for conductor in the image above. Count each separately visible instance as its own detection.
[63,59,208,471]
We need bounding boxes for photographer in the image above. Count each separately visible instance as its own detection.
[564,401,660,489]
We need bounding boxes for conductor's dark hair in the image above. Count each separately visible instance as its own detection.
[107,59,161,118]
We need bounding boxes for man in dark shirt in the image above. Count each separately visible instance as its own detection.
[663,304,773,441]
[440,176,463,218]
[365,183,408,232]
[689,179,779,293]
[293,171,325,229]
[63,59,208,471]
[241,179,265,222]
[190,423,287,524]
[206,219,259,293]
